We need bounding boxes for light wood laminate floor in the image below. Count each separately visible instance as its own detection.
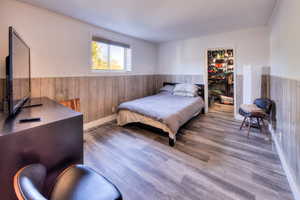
[84,104,294,200]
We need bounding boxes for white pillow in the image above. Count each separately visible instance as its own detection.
[173,83,198,96]
[159,85,175,93]
[173,91,195,97]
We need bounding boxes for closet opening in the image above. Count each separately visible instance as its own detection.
[206,48,235,114]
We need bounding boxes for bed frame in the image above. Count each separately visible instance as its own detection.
[163,82,205,146]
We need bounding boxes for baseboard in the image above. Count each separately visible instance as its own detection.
[235,113,243,121]
[268,124,300,200]
[84,114,117,131]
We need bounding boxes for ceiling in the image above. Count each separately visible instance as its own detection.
[18,0,276,43]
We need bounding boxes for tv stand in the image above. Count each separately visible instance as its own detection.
[0,97,83,200]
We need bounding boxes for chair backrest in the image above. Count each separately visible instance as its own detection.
[254,98,273,114]
[14,164,47,200]
[59,98,80,112]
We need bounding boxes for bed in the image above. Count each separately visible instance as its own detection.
[117,82,205,146]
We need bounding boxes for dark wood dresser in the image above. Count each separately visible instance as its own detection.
[0,97,83,200]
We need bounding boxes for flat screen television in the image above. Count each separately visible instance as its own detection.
[6,27,31,117]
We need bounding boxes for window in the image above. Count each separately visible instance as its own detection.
[91,37,131,71]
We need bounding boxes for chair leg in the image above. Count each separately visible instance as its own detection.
[169,137,176,147]
[260,118,271,142]
[247,117,252,138]
[261,117,266,128]
[260,118,267,136]
[256,117,262,133]
[240,117,247,130]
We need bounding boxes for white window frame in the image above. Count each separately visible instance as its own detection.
[90,37,132,73]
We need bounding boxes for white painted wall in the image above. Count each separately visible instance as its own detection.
[269,1,300,199]
[0,0,157,78]
[270,0,300,80]
[158,27,270,75]
[243,65,262,104]
[0,0,273,81]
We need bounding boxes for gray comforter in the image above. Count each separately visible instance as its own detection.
[118,92,204,134]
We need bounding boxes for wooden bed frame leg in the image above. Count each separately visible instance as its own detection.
[201,108,205,114]
[169,138,176,147]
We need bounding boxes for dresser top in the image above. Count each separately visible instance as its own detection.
[0,97,82,136]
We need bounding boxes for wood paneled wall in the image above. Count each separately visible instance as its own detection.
[155,74,204,85]
[1,75,203,121]
[261,67,271,98]
[261,75,271,98]
[30,75,158,123]
[0,74,245,122]
[270,75,300,188]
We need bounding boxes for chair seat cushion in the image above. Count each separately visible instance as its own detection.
[50,165,122,200]
[239,104,266,116]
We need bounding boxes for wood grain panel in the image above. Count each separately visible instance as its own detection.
[40,78,55,99]
[261,75,270,98]
[96,77,105,119]
[79,77,89,121]
[270,75,300,189]
[261,67,271,99]
[31,78,41,97]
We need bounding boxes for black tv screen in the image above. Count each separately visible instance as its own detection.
[6,27,31,116]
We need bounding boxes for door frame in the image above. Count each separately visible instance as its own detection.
[204,47,237,118]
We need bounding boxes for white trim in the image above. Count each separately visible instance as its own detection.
[90,69,129,73]
[84,114,117,131]
[268,124,300,200]
[31,73,154,78]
